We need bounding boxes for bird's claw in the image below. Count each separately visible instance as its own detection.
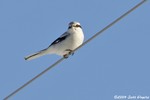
[63,49,74,59]
[65,49,74,55]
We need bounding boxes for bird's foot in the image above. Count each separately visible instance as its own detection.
[63,54,69,59]
[63,49,74,59]
[65,49,74,55]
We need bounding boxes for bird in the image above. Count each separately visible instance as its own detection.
[24,21,84,60]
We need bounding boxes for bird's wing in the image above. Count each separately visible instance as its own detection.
[49,32,70,46]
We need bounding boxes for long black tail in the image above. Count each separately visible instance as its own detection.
[24,49,47,60]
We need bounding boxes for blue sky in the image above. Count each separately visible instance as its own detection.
[0,0,150,100]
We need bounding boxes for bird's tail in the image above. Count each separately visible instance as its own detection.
[25,48,48,61]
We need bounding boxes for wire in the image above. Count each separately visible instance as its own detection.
[4,58,64,100]
[3,0,147,100]
[75,0,147,51]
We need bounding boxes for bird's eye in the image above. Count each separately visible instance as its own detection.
[76,24,82,28]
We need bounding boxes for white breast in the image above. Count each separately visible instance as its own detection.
[48,27,84,56]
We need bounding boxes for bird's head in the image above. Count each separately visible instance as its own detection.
[68,21,82,29]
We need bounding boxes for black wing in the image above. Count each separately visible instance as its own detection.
[49,32,70,46]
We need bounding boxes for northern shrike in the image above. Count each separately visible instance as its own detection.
[25,21,84,60]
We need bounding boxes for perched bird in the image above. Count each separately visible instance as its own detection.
[24,21,84,60]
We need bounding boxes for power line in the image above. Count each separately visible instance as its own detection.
[76,0,147,50]
[3,0,147,100]
[4,58,64,100]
